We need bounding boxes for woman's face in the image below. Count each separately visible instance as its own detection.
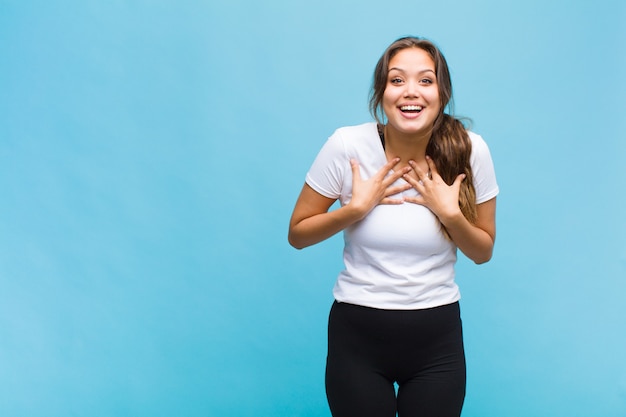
[382,47,441,137]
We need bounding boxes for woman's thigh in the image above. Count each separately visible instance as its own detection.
[325,302,397,417]
[396,326,466,417]
[398,305,466,417]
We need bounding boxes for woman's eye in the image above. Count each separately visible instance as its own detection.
[390,78,403,84]
[420,78,434,84]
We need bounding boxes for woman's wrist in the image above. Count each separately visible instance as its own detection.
[438,208,465,228]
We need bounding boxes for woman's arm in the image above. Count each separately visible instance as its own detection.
[288,158,411,249]
[288,183,357,249]
[440,197,496,264]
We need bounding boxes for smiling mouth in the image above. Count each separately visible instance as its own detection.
[400,105,423,113]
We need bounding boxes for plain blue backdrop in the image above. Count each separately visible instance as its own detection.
[1,1,625,416]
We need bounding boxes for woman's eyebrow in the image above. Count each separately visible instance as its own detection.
[388,67,436,75]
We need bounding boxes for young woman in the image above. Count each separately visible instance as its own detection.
[288,36,499,417]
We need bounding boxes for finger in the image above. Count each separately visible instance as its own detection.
[426,156,445,181]
[350,159,361,181]
[403,195,425,206]
[402,173,422,189]
[452,173,466,189]
[425,156,439,174]
[375,157,402,180]
[385,157,402,170]
[379,197,405,205]
[385,183,412,196]
[384,165,412,185]
[408,160,430,181]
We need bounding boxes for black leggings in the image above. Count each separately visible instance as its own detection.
[325,301,466,417]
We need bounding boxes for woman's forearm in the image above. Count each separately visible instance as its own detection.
[288,204,364,249]
[441,212,494,264]
[440,198,497,264]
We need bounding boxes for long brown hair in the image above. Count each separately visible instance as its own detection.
[369,36,477,224]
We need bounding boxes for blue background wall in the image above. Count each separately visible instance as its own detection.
[1,1,625,416]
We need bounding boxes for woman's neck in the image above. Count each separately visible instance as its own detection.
[383,124,432,167]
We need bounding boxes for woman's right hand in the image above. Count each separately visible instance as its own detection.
[347,157,412,220]
[288,158,410,249]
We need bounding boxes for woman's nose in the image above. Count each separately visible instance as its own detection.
[404,80,419,97]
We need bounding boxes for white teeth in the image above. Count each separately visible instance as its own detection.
[401,105,423,111]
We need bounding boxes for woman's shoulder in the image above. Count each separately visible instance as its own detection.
[467,130,486,144]
[332,122,378,140]
[466,130,493,156]
[328,122,379,153]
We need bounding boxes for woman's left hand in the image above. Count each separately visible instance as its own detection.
[402,156,465,223]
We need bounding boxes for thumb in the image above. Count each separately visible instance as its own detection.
[452,173,466,189]
[350,159,361,180]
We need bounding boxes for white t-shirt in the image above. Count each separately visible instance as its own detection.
[306,122,499,310]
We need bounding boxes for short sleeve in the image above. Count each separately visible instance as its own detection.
[469,132,499,204]
[305,130,348,199]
